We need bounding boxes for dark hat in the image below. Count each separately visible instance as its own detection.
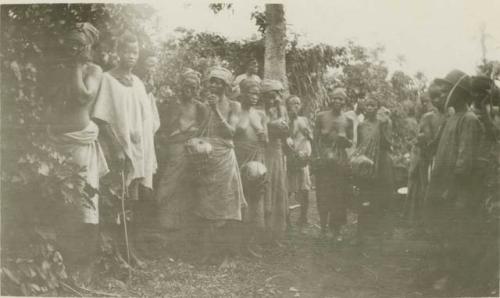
[470,75,493,92]
[435,69,471,94]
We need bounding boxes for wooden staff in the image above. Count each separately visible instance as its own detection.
[120,170,132,281]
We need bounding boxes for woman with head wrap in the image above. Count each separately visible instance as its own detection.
[234,78,268,257]
[313,88,353,242]
[193,67,246,264]
[46,22,109,280]
[155,69,208,239]
[260,79,289,245]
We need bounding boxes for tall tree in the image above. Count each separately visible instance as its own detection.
[264,4,288,93]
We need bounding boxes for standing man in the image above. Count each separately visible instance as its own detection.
[47,22,109,282]
[92,32,160,267]
[285,95,313,228]
[424,70,483,295]
[313,89,353,242]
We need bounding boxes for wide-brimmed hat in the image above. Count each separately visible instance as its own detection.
[435,69,471,94]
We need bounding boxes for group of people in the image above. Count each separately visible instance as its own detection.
[406,69,499,295]
[45,22,499,294]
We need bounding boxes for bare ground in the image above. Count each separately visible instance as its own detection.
[91,192,434,298]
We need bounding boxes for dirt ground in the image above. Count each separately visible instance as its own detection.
[90,191,440,298]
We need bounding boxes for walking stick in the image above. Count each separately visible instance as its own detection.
[120,170,132,281]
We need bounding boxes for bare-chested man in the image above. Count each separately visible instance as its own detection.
[47,22,109,282]
[313,88,353,242]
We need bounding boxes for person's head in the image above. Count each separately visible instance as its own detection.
[64,22,100,62]
[246,58,258,75]
[363,98,378,119]
[436,69,472,111]
[286,95,302,116]
[428,79,448,112]
[239,78,260,107]
[420,94,432,112]
[117,32,139,69]
[208,67,233,96]
[470,75,498,109]
[328,88,347,112]
[260,79,284,108]
[94,43,109,66]
[143,51,158,75]
[179,69,201,101]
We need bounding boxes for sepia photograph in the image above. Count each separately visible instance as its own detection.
[0,1,499,297]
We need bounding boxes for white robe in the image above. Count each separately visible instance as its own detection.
[49,121,109,224]
[92,73,160,189]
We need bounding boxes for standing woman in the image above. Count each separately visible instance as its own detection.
[234,78,268,257]
[47,22,109,279]
[155,70,208,235]
[260,79,289,245]
[313,88,353,241]
[195,67,246,263]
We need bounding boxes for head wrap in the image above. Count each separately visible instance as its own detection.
[208,67,233,86]
[239,78,260,94]
[181,68,201,87]
[66,22,100,45]
[329,87,347,100]
[260,79,284,93]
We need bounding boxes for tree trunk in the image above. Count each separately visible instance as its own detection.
[264,4,288,94]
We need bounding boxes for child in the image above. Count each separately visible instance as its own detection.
[286,95,313,227]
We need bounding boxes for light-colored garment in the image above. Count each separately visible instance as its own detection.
[49,121,109,224]
[92,72,160,189]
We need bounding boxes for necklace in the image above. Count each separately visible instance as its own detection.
[110,70,134,87]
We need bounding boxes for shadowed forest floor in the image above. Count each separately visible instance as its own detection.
[90,191,438,298]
